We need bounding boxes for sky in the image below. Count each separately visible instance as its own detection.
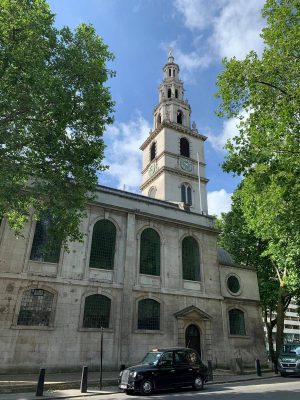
[48,0,266,216]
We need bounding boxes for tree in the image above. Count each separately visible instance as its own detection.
[216,0,300,357]
[216,192,296,366]
[0,0,115,245]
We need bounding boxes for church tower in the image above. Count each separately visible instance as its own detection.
[140,51,208,214]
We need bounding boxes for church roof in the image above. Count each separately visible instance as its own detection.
[217,247,255,270]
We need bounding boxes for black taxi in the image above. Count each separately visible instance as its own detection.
[119,347,208,395]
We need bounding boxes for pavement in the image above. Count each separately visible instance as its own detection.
[0,369,278,400]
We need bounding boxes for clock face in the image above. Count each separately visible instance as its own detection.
[148,163,157,176]
[180,159,193,172]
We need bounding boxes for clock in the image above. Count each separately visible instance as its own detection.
[180,159,193,172]
[148,163,157,176]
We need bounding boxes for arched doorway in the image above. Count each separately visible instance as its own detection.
[185,324,201,357]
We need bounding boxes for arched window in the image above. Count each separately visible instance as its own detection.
[167,88,171,98]
[89,220,116,270]
[30,213,61,263]
[138,299,160,330]
[182,236,200,281]
[229,309,246,335]
[177,110,183,124]
[17,289,54,326]
[175,89,178,98]
[83,294,111,328]
[157,113,161,126]
[150,142,156,161]
[181,184,192,205]
[148,187,157,198]
[180,137,190,157]
[140,228,160,276]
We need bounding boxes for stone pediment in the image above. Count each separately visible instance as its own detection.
[174,305,212,320]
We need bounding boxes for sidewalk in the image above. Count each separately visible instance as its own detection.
[0,369,278,400]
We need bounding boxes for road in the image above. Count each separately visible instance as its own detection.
[75,377,300,400]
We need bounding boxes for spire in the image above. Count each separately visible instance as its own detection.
[168,48,174,63]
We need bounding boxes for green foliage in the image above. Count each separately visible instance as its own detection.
[216,0,300,270]
[217,193,278,311]
[0,0,115,244]
[216,0,300,357]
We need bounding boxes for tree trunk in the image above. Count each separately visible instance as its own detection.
[266,323,276,364]
[275,286,286,360]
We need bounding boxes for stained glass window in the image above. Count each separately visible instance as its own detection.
[17,289,54,326]
[83,294,111,328]
[182,236,200,281]
[229,309,246,335]
[138,299,160,330]
[140,228,160,276]
[89,220,116,270]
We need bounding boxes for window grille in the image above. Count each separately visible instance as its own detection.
[150,142,156,161]
[227,275,240,293]
[140,228,160,276]
[180,138,190,157]
[138,299,160,330]
[229,309,246,335]
[83,294,111,328]
[89,220,116,270]
[17,289,54,326]
[30,214,61,263]
[182,236,200,281]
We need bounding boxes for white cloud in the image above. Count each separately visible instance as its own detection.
[171,0,265,77]
[103,113,151,192]
[161,40,212,81]
[211,0,265,59]
[207,110,250,152]
[208,189,232,216]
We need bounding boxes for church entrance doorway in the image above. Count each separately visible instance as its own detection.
[185,324,201,357]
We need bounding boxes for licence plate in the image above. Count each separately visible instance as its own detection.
[120,384,127,389]
[286,369,294,372]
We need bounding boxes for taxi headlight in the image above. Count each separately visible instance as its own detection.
[130,371,137,378]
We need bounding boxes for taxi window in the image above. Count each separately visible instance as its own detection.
[174,350,189,365]
[160,351,174,366]
[141,352,162,365]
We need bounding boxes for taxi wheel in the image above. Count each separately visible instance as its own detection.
[140,379,153,395]
[193,375,204,390]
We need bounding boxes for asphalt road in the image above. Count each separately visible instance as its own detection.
[75,377,300,400]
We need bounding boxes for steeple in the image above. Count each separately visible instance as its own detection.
[140,52,209,215]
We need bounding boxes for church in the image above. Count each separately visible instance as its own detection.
[0,53,266,372]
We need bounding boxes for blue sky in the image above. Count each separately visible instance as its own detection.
[48,0,266,216]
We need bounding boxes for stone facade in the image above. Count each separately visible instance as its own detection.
[0,53,266,373]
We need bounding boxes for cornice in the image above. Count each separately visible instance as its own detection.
[141,151,206,175]
[140,166,209,191]
[140,121,207,150]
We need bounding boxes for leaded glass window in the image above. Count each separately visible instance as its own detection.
[30,215,61,263]
[180,138,190,157]
[181,184,192,205]
[83,294,111,328]
[229,309,246,335]
[227,275,240,294]
[138,299,160,330]
[182,236,200,281]
[140,228,160,276]
[89,220,116,270]
[17,289,54,326]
